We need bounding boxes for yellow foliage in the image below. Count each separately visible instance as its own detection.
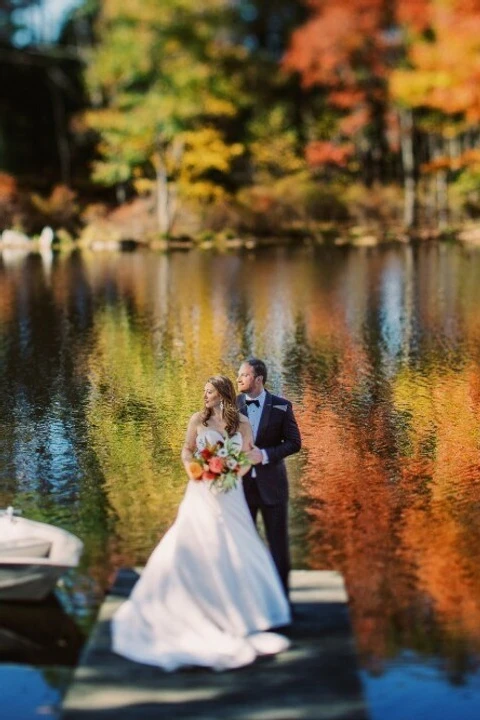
[81,0,247,201]
[201,96,237,117]
[390,69,452,107]
[180,128,243,178]
[133,177,156,196]
[391,5,480,122]
[102,0,227,25]
[179,180,228,202]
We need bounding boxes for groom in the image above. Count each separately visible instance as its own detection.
[236,358,301,596]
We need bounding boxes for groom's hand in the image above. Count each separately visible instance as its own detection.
[246,447,263,465]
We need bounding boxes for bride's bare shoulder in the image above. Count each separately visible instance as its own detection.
[238,415,252,436]
[187,411,203,429]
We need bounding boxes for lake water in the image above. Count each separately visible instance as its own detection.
[1,243,480,718]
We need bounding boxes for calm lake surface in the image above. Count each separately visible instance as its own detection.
[1,243,480,719]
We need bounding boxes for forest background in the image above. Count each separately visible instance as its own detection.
[2,0,480,247]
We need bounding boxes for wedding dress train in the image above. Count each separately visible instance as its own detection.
[111,430,291,671]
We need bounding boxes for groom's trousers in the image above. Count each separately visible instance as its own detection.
[245,482,290,596]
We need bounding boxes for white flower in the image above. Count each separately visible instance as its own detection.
[226,458,238,469]
[217,447,228,457]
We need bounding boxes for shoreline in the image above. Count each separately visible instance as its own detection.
[2,223,480,253]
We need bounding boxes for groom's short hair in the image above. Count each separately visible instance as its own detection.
[246,357,267,384]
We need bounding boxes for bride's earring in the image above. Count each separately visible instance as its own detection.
[220,400,224,414]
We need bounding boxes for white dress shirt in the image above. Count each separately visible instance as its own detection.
[245,390,269,474]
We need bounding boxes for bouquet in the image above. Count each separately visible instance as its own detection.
[188,435,250,493]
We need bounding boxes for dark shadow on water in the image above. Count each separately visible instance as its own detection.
[0,593,85,665]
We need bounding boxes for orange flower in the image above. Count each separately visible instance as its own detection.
[188,461,204,480]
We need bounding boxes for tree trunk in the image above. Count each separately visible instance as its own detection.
[436,169,448,229]
[399,109,417,229]
[156,164,170,235]
[434,135,448,229]
[154,138,184,235]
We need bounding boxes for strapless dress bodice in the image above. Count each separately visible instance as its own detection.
[196,429,243,451]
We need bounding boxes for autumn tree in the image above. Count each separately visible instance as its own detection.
[285,0,480,230]
[391,0,480,227]
[82,0,247,234]
[284,0,397,186]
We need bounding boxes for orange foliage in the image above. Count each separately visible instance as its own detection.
[305,141,355,167]
[285,0,388,90]
[287,0,480,169]
[328,90,367,109]
[421,149,480,173]
[420,156,452,173]
[339,108,371,136]
[396,0,432,31]
[392,1,480,121]
[283,1,395,158]
[0,173,18,201]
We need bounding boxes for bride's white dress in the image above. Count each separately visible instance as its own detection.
[111,429,291,671]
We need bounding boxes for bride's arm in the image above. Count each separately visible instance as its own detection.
[238,417,253,477]
[181,413,201,478]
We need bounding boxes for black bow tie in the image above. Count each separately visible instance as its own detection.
[246,399,260,408]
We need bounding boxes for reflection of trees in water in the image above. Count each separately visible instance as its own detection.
[0,252,110,600]
[82,249,322,563]
[75,245,480,677]
[82,252,252,563]
[394,365,480,678]
[3,244,480,679]
[296,300,480,677]
[85,305,188,564]
[297,330,403,670]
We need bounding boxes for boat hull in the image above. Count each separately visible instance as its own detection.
[0,508,84,602]
[0,564,70,601]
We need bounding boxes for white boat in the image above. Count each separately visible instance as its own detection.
[0,507,84,601]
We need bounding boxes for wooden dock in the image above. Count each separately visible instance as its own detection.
[61,569,369,720]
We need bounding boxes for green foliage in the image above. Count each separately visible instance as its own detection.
[83,0,248,208]
[248,106,306,181]
[450,168,480,218]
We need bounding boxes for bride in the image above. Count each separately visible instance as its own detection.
[111,375,291,671]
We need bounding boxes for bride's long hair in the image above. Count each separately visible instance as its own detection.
[201,375,240,436]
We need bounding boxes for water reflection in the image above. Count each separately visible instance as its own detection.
[1,243,480,717]
[0,595,84,665]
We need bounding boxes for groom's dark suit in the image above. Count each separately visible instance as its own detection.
[237,390,301,594]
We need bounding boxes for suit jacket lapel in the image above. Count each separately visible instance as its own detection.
[256,390,272,444]
[237,393,248,417]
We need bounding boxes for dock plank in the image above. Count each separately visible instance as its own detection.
[61,569,368,720]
